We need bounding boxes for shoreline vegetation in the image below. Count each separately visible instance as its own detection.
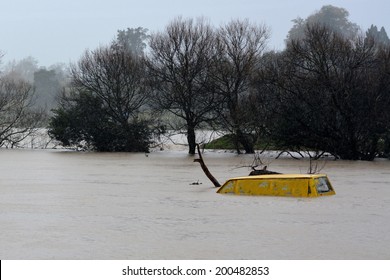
[3,129,389,161]
[2,7,390,160]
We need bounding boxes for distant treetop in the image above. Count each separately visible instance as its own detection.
[365,24,390,46]
[286,5,360,43]
[114,27,150,56]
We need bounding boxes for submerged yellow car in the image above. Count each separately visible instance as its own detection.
[217,174,335,197]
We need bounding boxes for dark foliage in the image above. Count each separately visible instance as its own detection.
[49,92,151,152]
[258,25,390,160]
[48,41,152,152]
[45,16,390,160]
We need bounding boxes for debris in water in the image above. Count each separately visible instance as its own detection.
[189,180,202,185]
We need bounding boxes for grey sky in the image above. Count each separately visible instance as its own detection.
[0,0,389,67]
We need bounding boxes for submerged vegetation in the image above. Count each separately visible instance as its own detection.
[1,5,390,160]
[204,134,276,151]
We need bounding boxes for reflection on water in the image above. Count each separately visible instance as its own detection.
[1,149,389,259]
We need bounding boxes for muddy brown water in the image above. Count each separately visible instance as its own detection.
[1,149,389,259]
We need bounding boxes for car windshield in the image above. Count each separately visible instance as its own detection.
[315,177,332,193]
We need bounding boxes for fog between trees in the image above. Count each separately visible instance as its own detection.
[1,5,390,160]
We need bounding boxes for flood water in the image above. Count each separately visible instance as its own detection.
[1,148,390,259]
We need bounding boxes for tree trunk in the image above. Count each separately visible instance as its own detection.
[384,134,390,158]
[233,133,241,154]
[187,125,196,155]
[237,128,255,154]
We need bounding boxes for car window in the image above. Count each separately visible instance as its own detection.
[315,177,332,193]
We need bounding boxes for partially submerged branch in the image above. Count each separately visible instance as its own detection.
[248,151,280,175]
[193,144,221,188]
[249,166,280,175]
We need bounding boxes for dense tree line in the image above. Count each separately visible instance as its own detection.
[2,5,389,160]
[257,24,390,160]
[48,11,390,159]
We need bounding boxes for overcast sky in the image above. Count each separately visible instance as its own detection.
[1,0,389,67]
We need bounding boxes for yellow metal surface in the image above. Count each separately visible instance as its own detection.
[217,174,335,197]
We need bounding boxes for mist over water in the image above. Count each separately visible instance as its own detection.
[1,149,389,259]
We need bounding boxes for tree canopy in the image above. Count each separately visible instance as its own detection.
[366,24,390,46]
[147,17,219,154]
[49,41,152,152]
[260,25,390,160]
[286,5,360,43]
[115,27,150,56]
[211,19,269,153]
[38,9,390,160]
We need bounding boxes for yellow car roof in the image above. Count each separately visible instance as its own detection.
[229,173,327,180]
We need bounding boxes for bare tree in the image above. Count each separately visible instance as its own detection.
[51,44,153,152]
[0,76,45,147]
[146,17,219,154]
[212,19,270,153]
[71,45,150,127]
